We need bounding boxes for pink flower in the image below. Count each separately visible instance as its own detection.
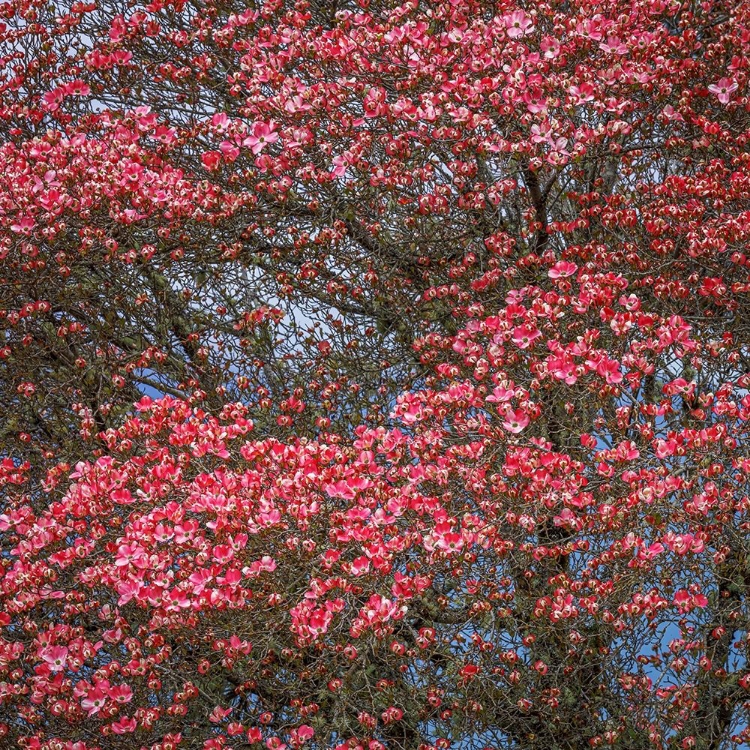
[638,542,664,561]
[40,645,68,672]
[201,151,222,171]
[258,555,277,572]
[547,137,570,165]
[306,608,333,637]
[458,664,479,684]
[243,121,279,154]
[10,215,35,235]
[587,355,623,384]
[548,260,578,279]
[42,88,65,111]
[153,523,174,543]
[512,324,542,349]
[661,105,683,122]
[111,717,137,734]
[209,705,233,723]
[297,725,315,740]
[116,579,142,606]
[541,36,560,58]
[673,589,708,613]
[381,706,404,724]
[599,35,627,55]
[663,532,704,555]
[212,544,234,563]
[504,11,534,39]
[211,112,230,131]
[111,488,134,504]
[569,83,595,104]
[503,409,530,433]
[349,556,371,575]
[436,532,464,553]
[619,294,641,311]
[553,508,578,528]
[115,542,147,568]
[120,161,144,184]
[81,687,108,716]
[219,140,240,161]
[331,153,350,177]
[166,588,190,610]
[65,80,91,97]
[597,358,623,385]
[708,77,738,104]
[290,725,315,746]
[487,384,515,403]
[108,684,133,704]
[548,354,578,384]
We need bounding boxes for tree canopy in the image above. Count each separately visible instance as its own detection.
[1,0,750,748]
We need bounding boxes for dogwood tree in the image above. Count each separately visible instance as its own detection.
[1,0,750,748]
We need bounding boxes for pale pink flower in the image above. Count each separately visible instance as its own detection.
[541,36,560,58]
[40,645,68,672]
[708,77,738,104]
[504,11,534,39]
[503,409,530,433]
